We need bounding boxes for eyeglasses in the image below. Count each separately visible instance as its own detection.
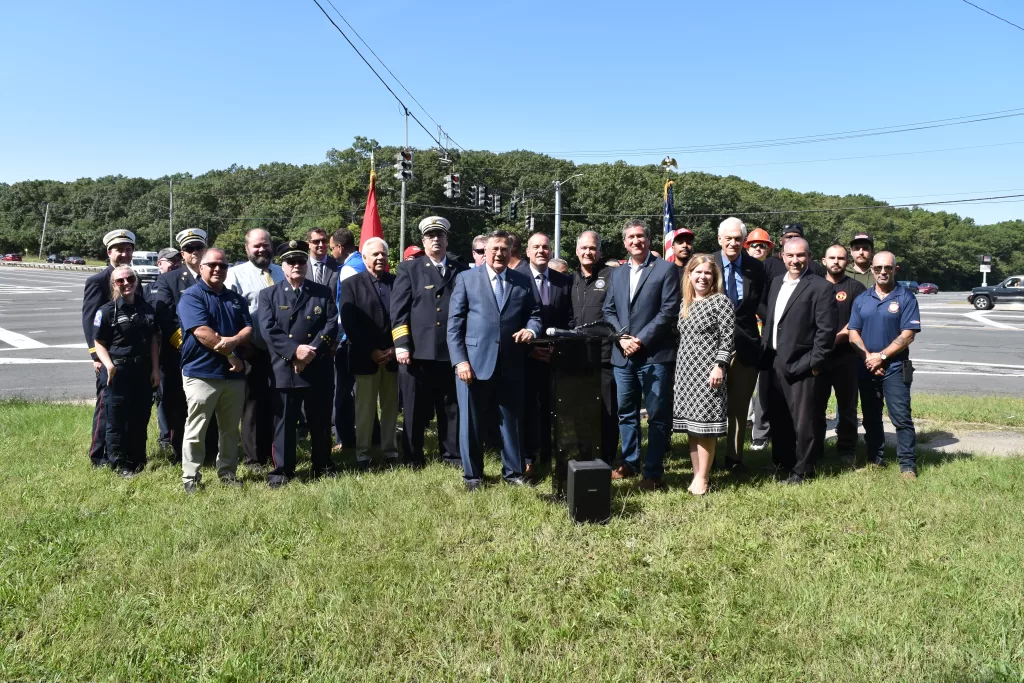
[202,262,229,270]
[422,232,445,241]
[114,276,137,284]
[309,239,327,245]
[181,244,205,253]
[871,265,895,273]
[473,249,485,255]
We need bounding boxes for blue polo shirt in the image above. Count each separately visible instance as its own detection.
[848,284,921,363]
[177,279,252,379]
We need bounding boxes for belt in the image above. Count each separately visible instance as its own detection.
[112,356,148,366]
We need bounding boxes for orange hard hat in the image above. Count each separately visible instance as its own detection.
[744,227,774,248]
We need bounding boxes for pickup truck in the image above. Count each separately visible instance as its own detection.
[968,275,1024,310]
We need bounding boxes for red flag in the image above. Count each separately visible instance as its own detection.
[360,168,384,249]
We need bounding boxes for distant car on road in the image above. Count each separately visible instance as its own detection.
[46,253,63,263]
[131,251,160,284]
[918,283,939,294]
[2,253,23,262]
[898,280,920,294]
[63,256,86,265]
[968,275,1024,310]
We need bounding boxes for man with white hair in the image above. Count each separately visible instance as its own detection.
[339,237,400,469]
[713,216,767,472]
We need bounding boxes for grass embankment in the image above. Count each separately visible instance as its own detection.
[1,401,1023,681]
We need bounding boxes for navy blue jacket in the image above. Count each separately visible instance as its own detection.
[340,270,398,376]
[390,255,468,362]
[259,278,338,389]
[602,253,681,366]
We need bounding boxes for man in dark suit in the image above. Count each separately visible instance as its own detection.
[259,240,339,487]
[81,229,137,467]
[515,232,574,478]
[340,237,400,470]
[152,228,218,463]
[759,237,839,484]
[392,216,468,468]
[714,217,767,471]
[448,230,543,490]
[306,227,340,289]
[602,220,681,491]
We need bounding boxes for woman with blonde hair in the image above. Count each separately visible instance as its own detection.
[91,265,160,477]
[672,254,734,495]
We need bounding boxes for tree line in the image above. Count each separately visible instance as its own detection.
[1,136,1020,290]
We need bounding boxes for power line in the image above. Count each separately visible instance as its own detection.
[960,0,1024,32]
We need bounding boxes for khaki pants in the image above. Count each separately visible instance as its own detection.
[725,356,758,462]
[354,367,399,463]
[182,376,244,484]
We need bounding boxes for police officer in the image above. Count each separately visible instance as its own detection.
[570,230,619,463]
[259,240,339,487]
[848,251,921,479]
[92,265,161,478]
[391,216,469,468]
[81,229,137,467]
[152,228,217,463]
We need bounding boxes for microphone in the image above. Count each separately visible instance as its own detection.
[545,327,579,338]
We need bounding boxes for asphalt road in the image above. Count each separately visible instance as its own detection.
[1,267,1022,400]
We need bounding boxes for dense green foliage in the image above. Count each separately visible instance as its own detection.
[1,137,1021,288]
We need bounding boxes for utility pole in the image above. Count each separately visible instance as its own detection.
[553,180,562,260]
[169,179,174,247]
[37,203,49,259]
[400,108,409,257]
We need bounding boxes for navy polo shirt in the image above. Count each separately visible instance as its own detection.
[848,284,921,363]
[177,279,252,379]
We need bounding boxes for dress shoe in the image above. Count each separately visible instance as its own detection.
[524,463,536,479]
[356,461,371,472]
[865,460,887,470]
[406,460,425,471]
[183,481,199,495]
[219,473,243,488]
[725,458,746,475]
[900,470,918,481]
[781,473,807,486]
[268,477,288,489]
[118,468,142,480]
[750,438,769,451]
[637,477,664,492]
[465,480,483,492]
[838,453,856,467]
[504,476,533,487]
[611,465,636,481]
[245,463,267,476]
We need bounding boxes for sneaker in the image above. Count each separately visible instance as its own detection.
[750,438,769,451]
[219,473,243,489]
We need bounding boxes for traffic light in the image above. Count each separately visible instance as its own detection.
[394,148,413,182]
[509,201,517,221]
[468,185,487,208]
[492,193,501,216]
[444,174,461,199]
[485,193,494,215]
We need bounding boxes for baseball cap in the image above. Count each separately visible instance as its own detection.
[781,223,804,237]
[157,247,181,261]
[666,228,694,243]
[850,232,874,246]
[403,245,425,260]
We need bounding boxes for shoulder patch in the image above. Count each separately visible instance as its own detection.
[888,301,900,313]
[93,310,103,326]
[595,278,606,289]
[836,291,847,302]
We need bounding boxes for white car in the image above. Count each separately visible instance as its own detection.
[131,251,160,284]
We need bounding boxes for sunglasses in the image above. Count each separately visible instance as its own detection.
[871,265,895,273]
[748,243,768,249]
[473,249,485,255]
[114,276,137,284]
[309,238,327,245]
[283,259,307,267]
[181,243,205,253]
[202,262,229,270]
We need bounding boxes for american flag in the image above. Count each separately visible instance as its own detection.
[663,180,676,261]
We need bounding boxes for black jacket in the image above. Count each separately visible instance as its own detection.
[340,270,398,375]
[390,255,469,362]
[571,264,614,364]
[258,279,338,389]
[760,272,839,379]
[152,267,199,364]
[714,251,766,367]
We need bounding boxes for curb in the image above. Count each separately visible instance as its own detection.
[0,261,105,273]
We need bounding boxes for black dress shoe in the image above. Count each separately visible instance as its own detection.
[183,481,199,494]
[406,460,426,471]
[781,473,807,486]
[504,476,532,487]
[118,468,141,479]
[465,480,483,492]
[219,473,243,488]
[268,477,288,489]
[356,461,372,472]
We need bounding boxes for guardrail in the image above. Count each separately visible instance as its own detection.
[0,261,105,272]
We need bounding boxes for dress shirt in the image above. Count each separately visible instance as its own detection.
[429,256,447,277]
[311,256,331,285]
[772,270,803,350]
[628,252,653,301]
[225,261,285,313]
[530,264,550,305]
[482,265,535,339]
[722,251,744,304]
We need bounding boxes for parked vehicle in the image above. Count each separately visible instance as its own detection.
[968,275,1024,310]
[46,253,63,263]
[2,253,23,262]
[917,283,939,294]
[898,280,920,294]
[131,251,160,283]
[63,256,86,265]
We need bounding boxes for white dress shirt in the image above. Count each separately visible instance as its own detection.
[628,252,650,301]
[225,260,286,313]
[772,270,803,350]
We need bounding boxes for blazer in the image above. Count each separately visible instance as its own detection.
[82,264,115,362]
[514,260,575,331]
[258,279,338,389]
[760,272,839,380]
[714,251,767,367]
[340,270,398,375]
[390,255,469,362]
[601,252,681,366]
[308,254,339,292]
[447,266,543,381]
[152,267,198,362]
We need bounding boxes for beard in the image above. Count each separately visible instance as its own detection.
[249,253,271,268]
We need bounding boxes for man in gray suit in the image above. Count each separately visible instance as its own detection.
[448,230,543,491]
[602,219,681,491]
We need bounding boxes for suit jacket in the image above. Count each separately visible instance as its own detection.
[514,261,575,332]
[390,255,469,362]
[760,272,839,380]
[152,267,198,363]
[308,255,339,293]
[82,264,115,361]
[602,253,681,366]
[447,266,543,381]
[714,251,767,367]
[340,270,398,375]
[258,279,338,389]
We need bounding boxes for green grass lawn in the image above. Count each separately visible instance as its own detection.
[2,400,1023,681]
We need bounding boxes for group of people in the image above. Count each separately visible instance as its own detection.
[82,214,920,495]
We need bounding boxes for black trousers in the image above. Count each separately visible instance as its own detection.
[333,344,357,447]
[821,351,860,458]
[764,362,827,477]
[399,359,459,465]
[105,361,153,471]
[270,383,334,483]
[162,362,218,464]
[88,366,109,466]
[241,349,274,466]
[596,364,620,464]
[523,357,553,466]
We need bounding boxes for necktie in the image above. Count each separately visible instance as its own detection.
[537,274,549,305]
[438,263,445,278]
[315,261,324,284]
[262,269,273,287]
[726,262,739,308]
[493,273,505,305]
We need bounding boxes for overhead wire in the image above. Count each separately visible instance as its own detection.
[960,0,1024,32]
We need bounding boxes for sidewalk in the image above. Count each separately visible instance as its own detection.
[826,417,1024,457]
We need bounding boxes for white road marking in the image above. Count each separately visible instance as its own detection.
[0,342,87,352]
[915,370,1024,377]
[0,358,93,365]
[0,327,47,349]
[0,285,73,294]
[914,359,1024,370]
[964,311,1018,330]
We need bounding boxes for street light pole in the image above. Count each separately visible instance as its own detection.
[552,173,583,260]
[38,202,49,259]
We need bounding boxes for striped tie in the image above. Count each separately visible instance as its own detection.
[262,269,273,287]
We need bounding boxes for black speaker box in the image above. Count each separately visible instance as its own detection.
[567,459,611,524]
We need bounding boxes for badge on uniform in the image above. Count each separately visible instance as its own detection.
[93,310,102,326]
[888,301,900,313]
[595,278,606,290]
[279,305,290,310]
[424,285,435,289]
[836,291,847,301]
[314,305,322,315]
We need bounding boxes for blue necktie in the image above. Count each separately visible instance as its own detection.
[494,273,504,305]
[726,262,739,308]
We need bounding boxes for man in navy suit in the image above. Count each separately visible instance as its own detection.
[448,230,543,490]
[602,220,681,490]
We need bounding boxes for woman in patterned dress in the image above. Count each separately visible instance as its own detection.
[672,255,734,495]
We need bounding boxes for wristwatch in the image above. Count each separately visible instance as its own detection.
[879,352,888,361]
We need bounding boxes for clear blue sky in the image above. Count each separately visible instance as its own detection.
[2,0,1023,224]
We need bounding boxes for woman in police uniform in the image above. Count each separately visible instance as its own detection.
[92,265,161,478]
